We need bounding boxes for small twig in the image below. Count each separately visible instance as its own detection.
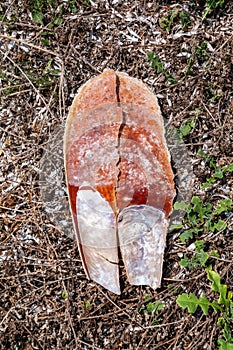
[79,306,133,321]
[0,0,16,27]
[213,34,233,54]
[59,60,65,120]
[0,82,29,92]
[1,87,49,98]
[163,272,206,282]
[0,205,24,213]
[0,34,61,57]
[201,100,215,122]
[0,307,15,328]
[143,318,188,329]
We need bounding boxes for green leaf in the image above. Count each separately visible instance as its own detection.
[197,149,209,159]
[146,51,154,62]
[144,294,151,300]
[146,52,163,73]
[223,163,233,173]
[191,196,203,213]
[180,229,196,242]
[210,250,220,258]
[185,56,195,76]
[174,201,187,211]
[42,38,50,46]
[218,339,233,350]
[207,270,230,306]
[198,250,210,267]
[218,317,233,343]
[204,202,213,217]
[180,240,211,270]
[218,336,233,350]
[214,199,232,215]
[208,270,222,293]
[214,220,227,232]
[169,223,184,231]
[202,8,211,21]
[176,293,211,315]
[51,69,61,75]
[179,12,191,28]
[84,300,90,308]
[195,240,205,251]
[199,294,212,315]
[179,124,192,137]
[153,55,163,73]
[45,58,53,72]
[180,256,196,269]
[214,166,224,179]
[177,293,198,313]
[32,10,44,25]
[61,290,67,299]
[54,17,63,25]
[212,300,222,312]
[160,17,170,31]
[146,301,164,315]
[206,0,225,9]
[170,8,179,22]
[202,177,216,188]
[164,70,177,84]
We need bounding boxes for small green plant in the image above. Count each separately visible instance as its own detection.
[198,150,233,188]
[205,86,222,103]
[45,59,61,76]
[185,56,195,76]
[83,300,90,309]
[30,0,63,26]
[160,9,191,32]
[180,239,219,269]
[145,300,164,315]
[178,119,195,138]
[202,0,225,21]
[170,196,229,242]
[147,52,177,84]
[32,10,44,25]
[140,295,164,325]
[214,199,232,215]
[146,52,163,73]
[160,8,179,32]
[177,270,233,349]
[61,290,67,299]
[173,118,195,141]
[185,42,211,76]
[48,16,63,28]
[179,12,191,28]
[163,70,177,84]
[30,0,47,25]
[69,0,78,13]
[195,41,210,62]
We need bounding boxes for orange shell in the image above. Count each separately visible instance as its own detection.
[64,69,175,294]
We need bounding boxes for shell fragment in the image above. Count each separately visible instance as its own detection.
[64,69,175,294]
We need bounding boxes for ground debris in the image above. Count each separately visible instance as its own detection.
[0,0,232,349]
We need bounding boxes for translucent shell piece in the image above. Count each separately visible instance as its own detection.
[64,69,175,294]
[118,205,168,289]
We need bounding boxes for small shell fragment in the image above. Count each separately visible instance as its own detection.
[64,69,175,294]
